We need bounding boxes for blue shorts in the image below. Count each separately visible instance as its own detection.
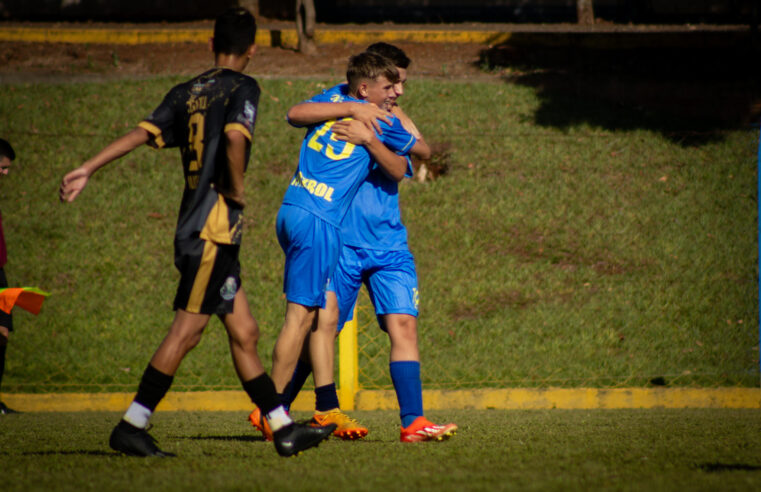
[331,246,419,331]
[276,204,341,308]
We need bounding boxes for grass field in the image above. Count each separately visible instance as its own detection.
[2,409,761,491]
[0,40,759,492]
[0,74,757,392]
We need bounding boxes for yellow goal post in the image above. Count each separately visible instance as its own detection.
[337,303,359,410]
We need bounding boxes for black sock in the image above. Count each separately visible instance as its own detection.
[242,373,282,415]
[0,341,6,395]
[315,383,340,412]
[282,360,312,409]
[134,364,173,412]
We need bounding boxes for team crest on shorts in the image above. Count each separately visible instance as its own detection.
[220,276,238,301]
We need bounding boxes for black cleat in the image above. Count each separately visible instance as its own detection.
[0,401,20,415]
[109,421,175,457]
[273,422,337,457]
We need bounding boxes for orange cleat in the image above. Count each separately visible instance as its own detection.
[311,409,369,440]
[248,407,274,442]
[400,416,457,442]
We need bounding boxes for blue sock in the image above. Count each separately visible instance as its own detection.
[315,383,340,412]
[390,361,423,428]
[282,359,313,411]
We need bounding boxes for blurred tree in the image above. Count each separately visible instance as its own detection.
[296,0,317,54]
[577,0,594,24]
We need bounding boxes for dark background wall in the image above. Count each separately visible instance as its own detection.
[0,0,756,24]
[308,0,756,24]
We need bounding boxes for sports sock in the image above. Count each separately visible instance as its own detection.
[242,373,282,415]
[265,406,293,432]
[390,360,423,428]
[123,364,173,429]
[242,374,294,432]
[282,359,313,410]
[314,383,340,412]
[0,340,6,395]
[123,401,152,429]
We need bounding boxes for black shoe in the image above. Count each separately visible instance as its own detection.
[0,401,19,414]
[273,422,337,457]
[109,421,175,457]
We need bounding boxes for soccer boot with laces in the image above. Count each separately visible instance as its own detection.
[109,421,175,457]
[310,408,369,440]
[273,421,336,457]
[248,407,274,441]
[400,416,458,442]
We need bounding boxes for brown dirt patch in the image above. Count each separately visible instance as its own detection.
[0,40,490,82]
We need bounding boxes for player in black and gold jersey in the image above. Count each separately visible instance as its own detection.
[59,7,334,458]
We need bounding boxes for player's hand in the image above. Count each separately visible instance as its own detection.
[59,167,91,203]
[332,119,374,146]
[350,103,392,135]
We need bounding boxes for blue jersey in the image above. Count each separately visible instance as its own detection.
[341,163,413,250]
[281,85,415,227]
[309,84,416,251]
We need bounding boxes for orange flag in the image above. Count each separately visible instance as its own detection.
[0,287,50,315]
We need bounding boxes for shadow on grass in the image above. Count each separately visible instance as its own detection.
[182,434,264,442]
[696,463,761,472]
[22,450,112,456]
[478,30,761,147]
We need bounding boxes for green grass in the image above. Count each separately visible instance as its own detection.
[0,76,757,392]
[2,409,761,491]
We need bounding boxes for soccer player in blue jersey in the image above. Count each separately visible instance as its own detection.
[263,52,422,437]
[251,44,457,442]
[59,7,335,458]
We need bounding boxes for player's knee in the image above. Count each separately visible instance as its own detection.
[183,331,204,351]
[387,315,418,344]
[167,324,205,352]
[230,318,260,348]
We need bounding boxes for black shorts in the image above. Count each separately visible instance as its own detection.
[173,236,241,316]
[0,267,12,332]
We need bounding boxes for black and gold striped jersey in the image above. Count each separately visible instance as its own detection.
[139,68,260,245]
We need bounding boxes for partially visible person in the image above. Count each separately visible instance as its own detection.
[0,138,17,415]
[59,7,334,457]
[265,51,415,436]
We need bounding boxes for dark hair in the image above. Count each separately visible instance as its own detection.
[346,52,400,94]
[213,7,257,56]
[0,138,15,161]
[366,42,410,69]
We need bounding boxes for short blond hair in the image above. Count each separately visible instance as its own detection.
[346,52,400,94]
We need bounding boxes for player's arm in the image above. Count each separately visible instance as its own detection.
[331,119,407,182]
[59,127,151,203]
[287,102,392,134]
[391,105,431,160]
[409,139,431,161]
[223,129,249,208]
